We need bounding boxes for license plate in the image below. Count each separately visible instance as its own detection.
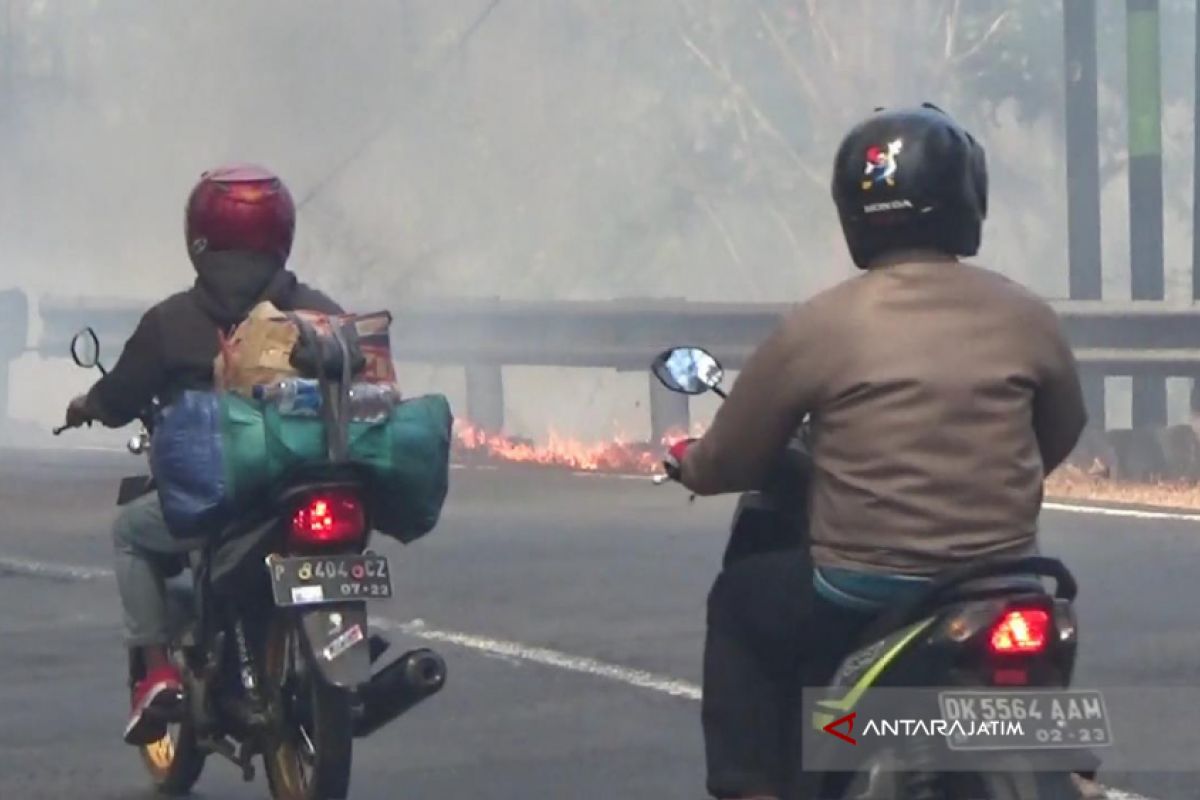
[266,554,393,607]
[937,690,1112,751]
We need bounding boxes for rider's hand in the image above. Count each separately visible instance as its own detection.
[65,394,94,429]
[663,437,697,482]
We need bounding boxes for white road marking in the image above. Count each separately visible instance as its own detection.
[0,555,703,699]
[20,444,1200,523]
[0,556,113,582]
[567,469,1200,524]
[1043,501,1200,524]
[367,620,1154,800]
[543,466,1200,523]
[371,617,702,700]
[0,552,1163,799]
[6,444,127,454]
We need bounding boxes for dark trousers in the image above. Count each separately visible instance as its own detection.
[702,549,873,799]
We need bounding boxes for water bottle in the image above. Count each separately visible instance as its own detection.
[278,380,322,417]
[348,383,400,423]
[253,378,322,416]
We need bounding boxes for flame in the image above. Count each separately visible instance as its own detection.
[452,420,704,474]
[454,422,1200,508]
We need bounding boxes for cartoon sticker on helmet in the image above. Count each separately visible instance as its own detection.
[862,139,903,190]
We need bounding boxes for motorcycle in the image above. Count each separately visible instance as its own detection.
[57,327,448,800]
[650,345,1102,800]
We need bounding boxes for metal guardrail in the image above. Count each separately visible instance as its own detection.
[32,295,1200,368]
[11,291,1200,434]
[36,295,147,355]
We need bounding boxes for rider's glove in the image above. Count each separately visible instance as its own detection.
[65,394,94,429]
[663,437,698,482]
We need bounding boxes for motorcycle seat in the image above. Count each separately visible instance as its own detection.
[942,574,1047,603]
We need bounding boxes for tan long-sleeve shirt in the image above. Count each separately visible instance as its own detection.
[680,255,1086,576]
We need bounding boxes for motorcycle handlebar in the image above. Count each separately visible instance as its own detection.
[53,420,91,436]
[53,409,153,440]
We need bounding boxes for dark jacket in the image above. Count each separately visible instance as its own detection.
[87,251,343,427]
[680,253,1087,576]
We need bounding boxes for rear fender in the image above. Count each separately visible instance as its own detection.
[117,475,155,506]
[295,602,371,688]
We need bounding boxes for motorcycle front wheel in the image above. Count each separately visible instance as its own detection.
[261,612,354,800]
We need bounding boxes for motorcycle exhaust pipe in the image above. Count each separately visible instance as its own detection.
[354,648,447,738]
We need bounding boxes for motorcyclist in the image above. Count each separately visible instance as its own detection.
[62,164,343,746]
[664,105,1089,799]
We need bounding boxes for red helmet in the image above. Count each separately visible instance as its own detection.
[184,164,296,263]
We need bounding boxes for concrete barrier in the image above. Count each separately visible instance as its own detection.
[1106,428,1168,482]
[1064,427,1119,476]
[11,288,1200,462]
[1155,425,1200,480]
[0,289,29,423]
[1068,424,1200,482]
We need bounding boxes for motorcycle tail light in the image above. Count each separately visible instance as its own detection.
[290,490,365,547]
[988,608,1050,655]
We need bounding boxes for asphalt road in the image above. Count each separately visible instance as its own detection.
[1,449,1199,799]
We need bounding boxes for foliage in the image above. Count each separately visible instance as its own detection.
[2,1,1197,302]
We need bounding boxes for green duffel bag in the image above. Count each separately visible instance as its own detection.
[222,392,454,542]
[347,393,454,541]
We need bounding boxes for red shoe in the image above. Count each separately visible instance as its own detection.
[123,664,184,745]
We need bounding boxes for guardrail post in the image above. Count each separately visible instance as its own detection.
[1190,377,1200,432]
[1127,0,1168,427]
[1132,375,1168,428]
[0,289,30,425]
[1079,368,1107,430]
[649,374,690,443]
[465,364,505,433]
[1064,0,1107,429]
[1194,0,1200,303]
[1064,0,1103,302]
[0,354,10,423]
[1192,0,1200,421]
[1127,0,1165,304]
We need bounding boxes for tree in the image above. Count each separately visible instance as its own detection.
[6,0,1198,303]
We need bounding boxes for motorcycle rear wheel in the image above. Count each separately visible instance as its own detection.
[137,652,206,795]
[261,612,354,800]
[818,755,1083,800]
[946,767,1083,799]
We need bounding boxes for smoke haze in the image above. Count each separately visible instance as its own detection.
[3,0,1198,438]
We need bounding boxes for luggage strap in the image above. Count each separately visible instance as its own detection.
[286,313,354,463]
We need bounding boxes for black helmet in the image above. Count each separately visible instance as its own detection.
[831,103,987,269]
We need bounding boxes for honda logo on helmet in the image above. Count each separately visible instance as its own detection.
[863,199,914,214]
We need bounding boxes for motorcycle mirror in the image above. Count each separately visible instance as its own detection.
[69,327,105,374]
[127,430,150,455]
[651,346,725,396]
